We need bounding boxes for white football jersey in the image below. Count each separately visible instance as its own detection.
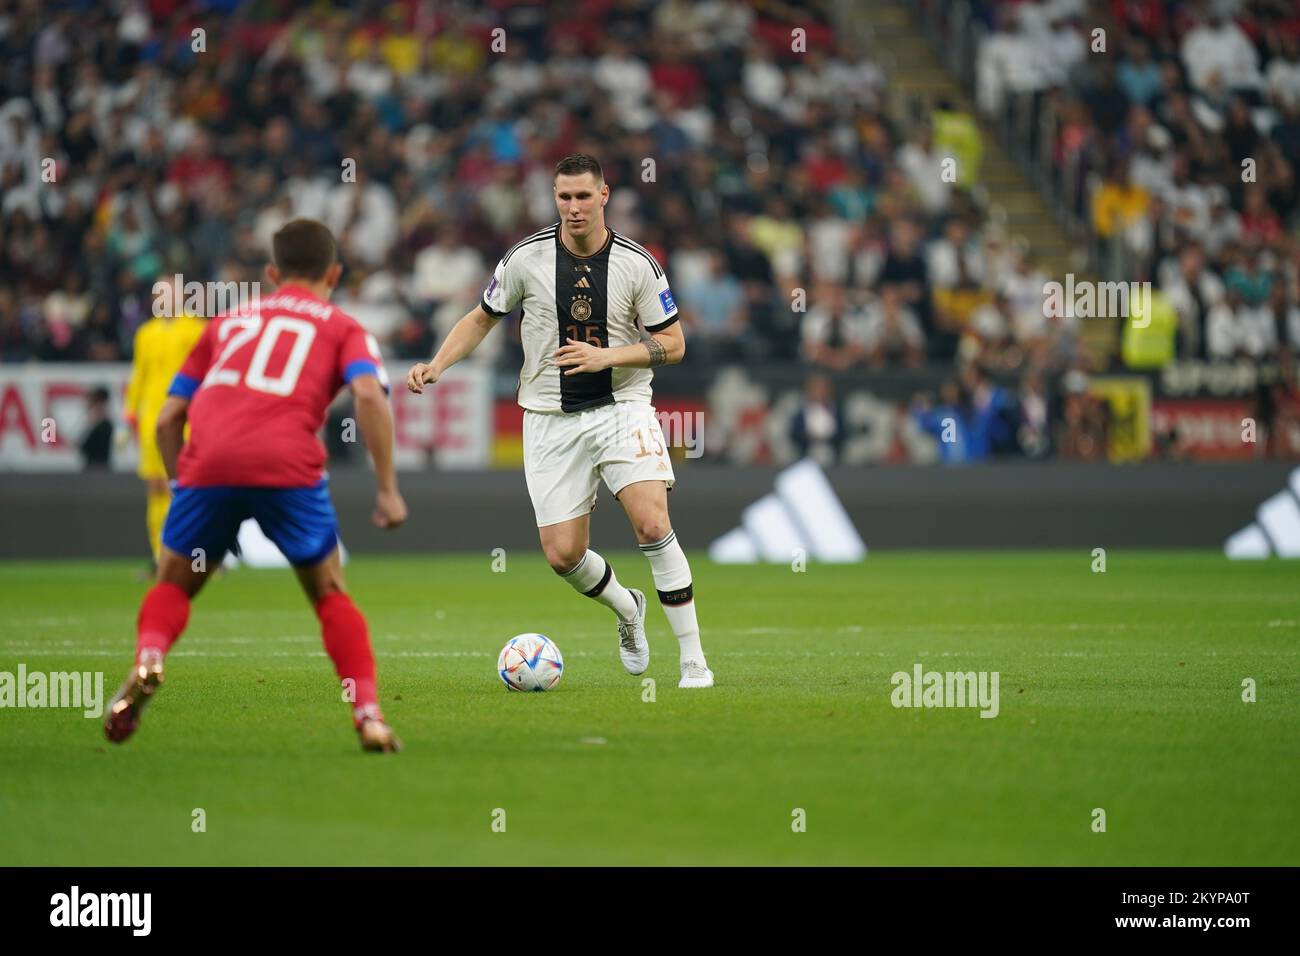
[480,223,680,414]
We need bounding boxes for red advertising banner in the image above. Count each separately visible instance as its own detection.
[1150,399,1255,461]
[0,363,491,472]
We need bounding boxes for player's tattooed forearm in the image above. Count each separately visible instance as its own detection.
[645,337,668,368]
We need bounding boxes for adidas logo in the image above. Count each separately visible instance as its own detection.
[1225,466,1300,558]
[709,459,866,563]
[575,276,591,288]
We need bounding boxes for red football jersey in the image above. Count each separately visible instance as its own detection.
[168,284,388,488]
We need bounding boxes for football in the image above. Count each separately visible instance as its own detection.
[497,633,564,692]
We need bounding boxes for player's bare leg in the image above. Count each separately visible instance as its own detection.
[539,513,648,674]
[105,545,214,743]
[144,477,170,562]
[618,479,712,688]
[295,547,399,753]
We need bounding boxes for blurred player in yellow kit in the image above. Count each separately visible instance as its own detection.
[124,276,207,566]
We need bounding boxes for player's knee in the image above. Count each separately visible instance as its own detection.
[635,516,672,545]
[156,548,206,597]
[545,544,586,574]
[298,561,346,604]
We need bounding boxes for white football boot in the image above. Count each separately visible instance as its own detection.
[679,659,714,689]
[618,589,650,675]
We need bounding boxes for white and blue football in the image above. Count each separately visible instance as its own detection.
[497,633,564,692]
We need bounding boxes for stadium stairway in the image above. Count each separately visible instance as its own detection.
[837,1,1116,364]
[842,2,1075,277]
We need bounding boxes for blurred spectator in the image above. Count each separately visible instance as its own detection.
[897,124,950,215]
[999,246,1050,355]
[79,386,114,469]
[801,283,868,371]
[1017,371,1052,459]
[1181,11,1261,95]
[861,284,925,369]
[1060,385,1110,462]
[790,373,843,465]
[1158,243,1225,359]
[1257,347,1300,457]
[412,225,486,308]
[964,291,1022,372]
[878,217,932,344]
[1118,39,1163,107]
[928,216,985,289]
[911,379,970,464]
[679,251,747,362]
[748,197,805,281]
[961,363,1017,460]
[1091,157,1151,241]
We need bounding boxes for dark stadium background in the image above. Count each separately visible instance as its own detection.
[1,0,1298,555]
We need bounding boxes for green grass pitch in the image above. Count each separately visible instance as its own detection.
[0,551,1296,866]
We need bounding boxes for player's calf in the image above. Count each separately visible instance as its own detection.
[313,590,400,752]
[554,549,646,672]
[556,550,639,621]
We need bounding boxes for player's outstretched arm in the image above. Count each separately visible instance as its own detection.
[406,303,498,393]
[351,374,407,529]
[155,396,189,480]
[554,321,685,375]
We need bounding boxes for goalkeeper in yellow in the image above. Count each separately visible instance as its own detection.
[125,275,207,566]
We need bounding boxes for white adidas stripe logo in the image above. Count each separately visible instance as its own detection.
[709,459,866,563]
[1225,466,1300,558]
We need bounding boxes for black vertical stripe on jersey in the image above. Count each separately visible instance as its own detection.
[555,232,615,413]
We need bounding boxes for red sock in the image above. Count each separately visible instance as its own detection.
[315,592,380,725]
[136,582,191,661]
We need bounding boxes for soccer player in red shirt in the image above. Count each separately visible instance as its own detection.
[104,219,408,753]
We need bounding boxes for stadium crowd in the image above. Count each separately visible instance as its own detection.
[1,0,1297,464]
[964,0,1300,459]
[974,0,1300,360]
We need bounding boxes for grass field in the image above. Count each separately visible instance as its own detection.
[0,550,1297,866]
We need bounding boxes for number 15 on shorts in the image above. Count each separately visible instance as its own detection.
[632,424,664,458]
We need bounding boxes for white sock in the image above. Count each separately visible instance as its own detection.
[559,550,638,623]
[639,531,705,664]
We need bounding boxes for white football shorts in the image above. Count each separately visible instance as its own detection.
[523,401,675,527]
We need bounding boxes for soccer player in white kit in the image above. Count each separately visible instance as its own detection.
[406,154,712,688]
